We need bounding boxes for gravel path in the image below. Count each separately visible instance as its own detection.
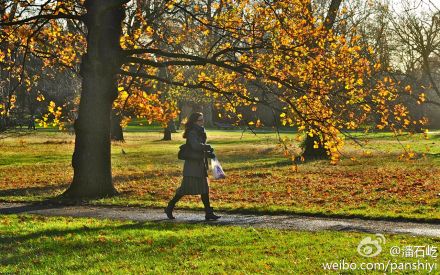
[0,202,439,237]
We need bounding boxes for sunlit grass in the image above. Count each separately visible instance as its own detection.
[1,215,438,274]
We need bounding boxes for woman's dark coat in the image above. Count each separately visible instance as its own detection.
[183,126,208,178]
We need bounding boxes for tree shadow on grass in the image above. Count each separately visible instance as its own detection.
[0,222,145,268]
[222,157,293,172]
[0,185,68,197]
[112,171,181,183]
[0,169,183,200]
[0,220,164,244]
[427,153,440,159]
[0,203,66,215]
[209,139,275,145]
[0,220,231,272]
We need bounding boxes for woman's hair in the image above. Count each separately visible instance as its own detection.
[183,112,203,138]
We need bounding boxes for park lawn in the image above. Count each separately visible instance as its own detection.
[0,215,438,274]
[0,129,439,221]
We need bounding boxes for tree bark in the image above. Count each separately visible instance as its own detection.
[301,135,329,160]
[163,127,172,140]
[324,0,343,31]
[301,0,342,160]
[203,102,214,128]
[110,110,124,141]
[63,0,126,198]
[162,120,176,140]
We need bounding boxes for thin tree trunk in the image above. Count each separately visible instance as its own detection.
[203,102,213,128]
[163,128,172,140]
[177,101,183,130]
[301,135,329,160]
[162,120,176,140]
[111,110,124,141]
[63,0,126,198]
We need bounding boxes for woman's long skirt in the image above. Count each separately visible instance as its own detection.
[176,176,209,195]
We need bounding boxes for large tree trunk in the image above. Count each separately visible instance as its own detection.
[300,0,342,161]
[63,0,126,198]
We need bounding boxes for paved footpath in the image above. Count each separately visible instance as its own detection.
[0,202,439,237]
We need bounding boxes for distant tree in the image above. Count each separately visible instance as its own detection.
[390,1,440,109]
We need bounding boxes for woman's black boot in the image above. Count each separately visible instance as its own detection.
[165,193,183,219]
[205,207,221,221]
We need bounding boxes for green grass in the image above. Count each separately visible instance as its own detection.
[0,129,439,221]
[0,215,438,274]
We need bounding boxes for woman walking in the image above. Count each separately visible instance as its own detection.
[165,112,221,220]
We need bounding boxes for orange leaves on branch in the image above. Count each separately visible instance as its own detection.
[417,93,426,104]
[36,94,45,102]
[85,0,429,164]
[0,0,417,162]
[113,75,178,128]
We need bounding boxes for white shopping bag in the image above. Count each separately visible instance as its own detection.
[211,157,226,179]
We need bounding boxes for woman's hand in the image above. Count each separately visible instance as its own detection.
[203,144,214,152]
